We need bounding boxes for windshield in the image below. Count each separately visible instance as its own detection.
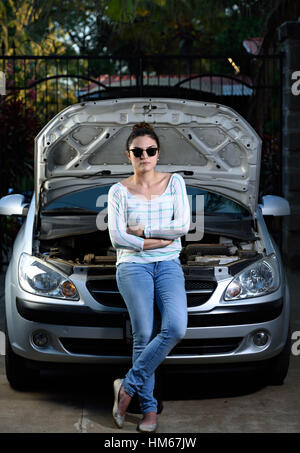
[42,185,249,214]
[187,186,249,215]
[42,185,110,214]
[41,183,254,241]
[187,186,253,240]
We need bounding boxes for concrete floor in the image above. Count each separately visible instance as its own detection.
[0,268,299,433]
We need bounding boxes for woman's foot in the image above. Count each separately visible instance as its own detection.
[112,379,132,428]
[137,411,157,433]
[118,384,132,416]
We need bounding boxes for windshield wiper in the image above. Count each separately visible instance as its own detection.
[81,170,194,179]
[81,170,134,179]
[41,208,98,214]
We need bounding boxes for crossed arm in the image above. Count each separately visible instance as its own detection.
[125,226,173,250]
[108,174,190,251]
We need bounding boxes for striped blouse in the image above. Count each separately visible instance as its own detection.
[107,173,190,265]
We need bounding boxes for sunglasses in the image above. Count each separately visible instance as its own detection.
[129,147,158,158]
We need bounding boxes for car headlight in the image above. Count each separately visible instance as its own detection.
[18,252,79,300]
[224,254,280,301]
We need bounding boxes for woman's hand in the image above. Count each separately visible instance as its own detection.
[143,238,174,250]
[126,225,145,237]
[159,239,174,247]
[126,226,174,249]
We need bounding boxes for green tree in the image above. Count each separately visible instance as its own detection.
[0,0,73,54]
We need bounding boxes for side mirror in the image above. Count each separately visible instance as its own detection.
[259,195,291,216]
[0,194,29,216]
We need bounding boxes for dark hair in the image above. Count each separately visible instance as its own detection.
[126,122,160,150]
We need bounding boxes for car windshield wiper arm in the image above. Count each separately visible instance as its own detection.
[81,170,134,179]
[42,208,98,214]
[81,170,194,179]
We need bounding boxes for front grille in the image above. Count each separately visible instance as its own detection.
[185,279,217,307]
[185,280,216,291]
[86,276,217,308]
[187,293,212,307]
[86,278,126,308]
[170,337,243,355]
[17,297,283,328]
[59,337,242,357]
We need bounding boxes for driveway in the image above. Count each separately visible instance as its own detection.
[0,268,299,433]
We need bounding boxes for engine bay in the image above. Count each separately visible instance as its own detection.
[35,229,264,277]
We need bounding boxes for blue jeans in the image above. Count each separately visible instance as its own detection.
[116,258,187,414]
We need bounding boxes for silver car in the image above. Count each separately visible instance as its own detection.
[0,98,291,390]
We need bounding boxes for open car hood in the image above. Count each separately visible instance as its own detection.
[34,97,261,214]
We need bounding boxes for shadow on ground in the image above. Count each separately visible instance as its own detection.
[12,363,269,415]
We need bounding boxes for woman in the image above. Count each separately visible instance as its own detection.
[107,122,190,432]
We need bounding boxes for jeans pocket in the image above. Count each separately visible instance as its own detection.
[171,258,185,279]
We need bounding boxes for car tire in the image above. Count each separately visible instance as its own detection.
[264,325,291,386]
[5,333,41,391]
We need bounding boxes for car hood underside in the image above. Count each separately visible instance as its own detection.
[34,97,261,214]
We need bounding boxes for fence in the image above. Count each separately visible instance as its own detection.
[0,49,283,198]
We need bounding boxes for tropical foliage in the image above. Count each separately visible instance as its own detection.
[0,1,280,57]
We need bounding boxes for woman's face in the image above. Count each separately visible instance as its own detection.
[126,135,160,173]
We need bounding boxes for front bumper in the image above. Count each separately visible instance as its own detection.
[7,293,289,366]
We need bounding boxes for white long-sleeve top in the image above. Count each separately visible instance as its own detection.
[107,173,190,265]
